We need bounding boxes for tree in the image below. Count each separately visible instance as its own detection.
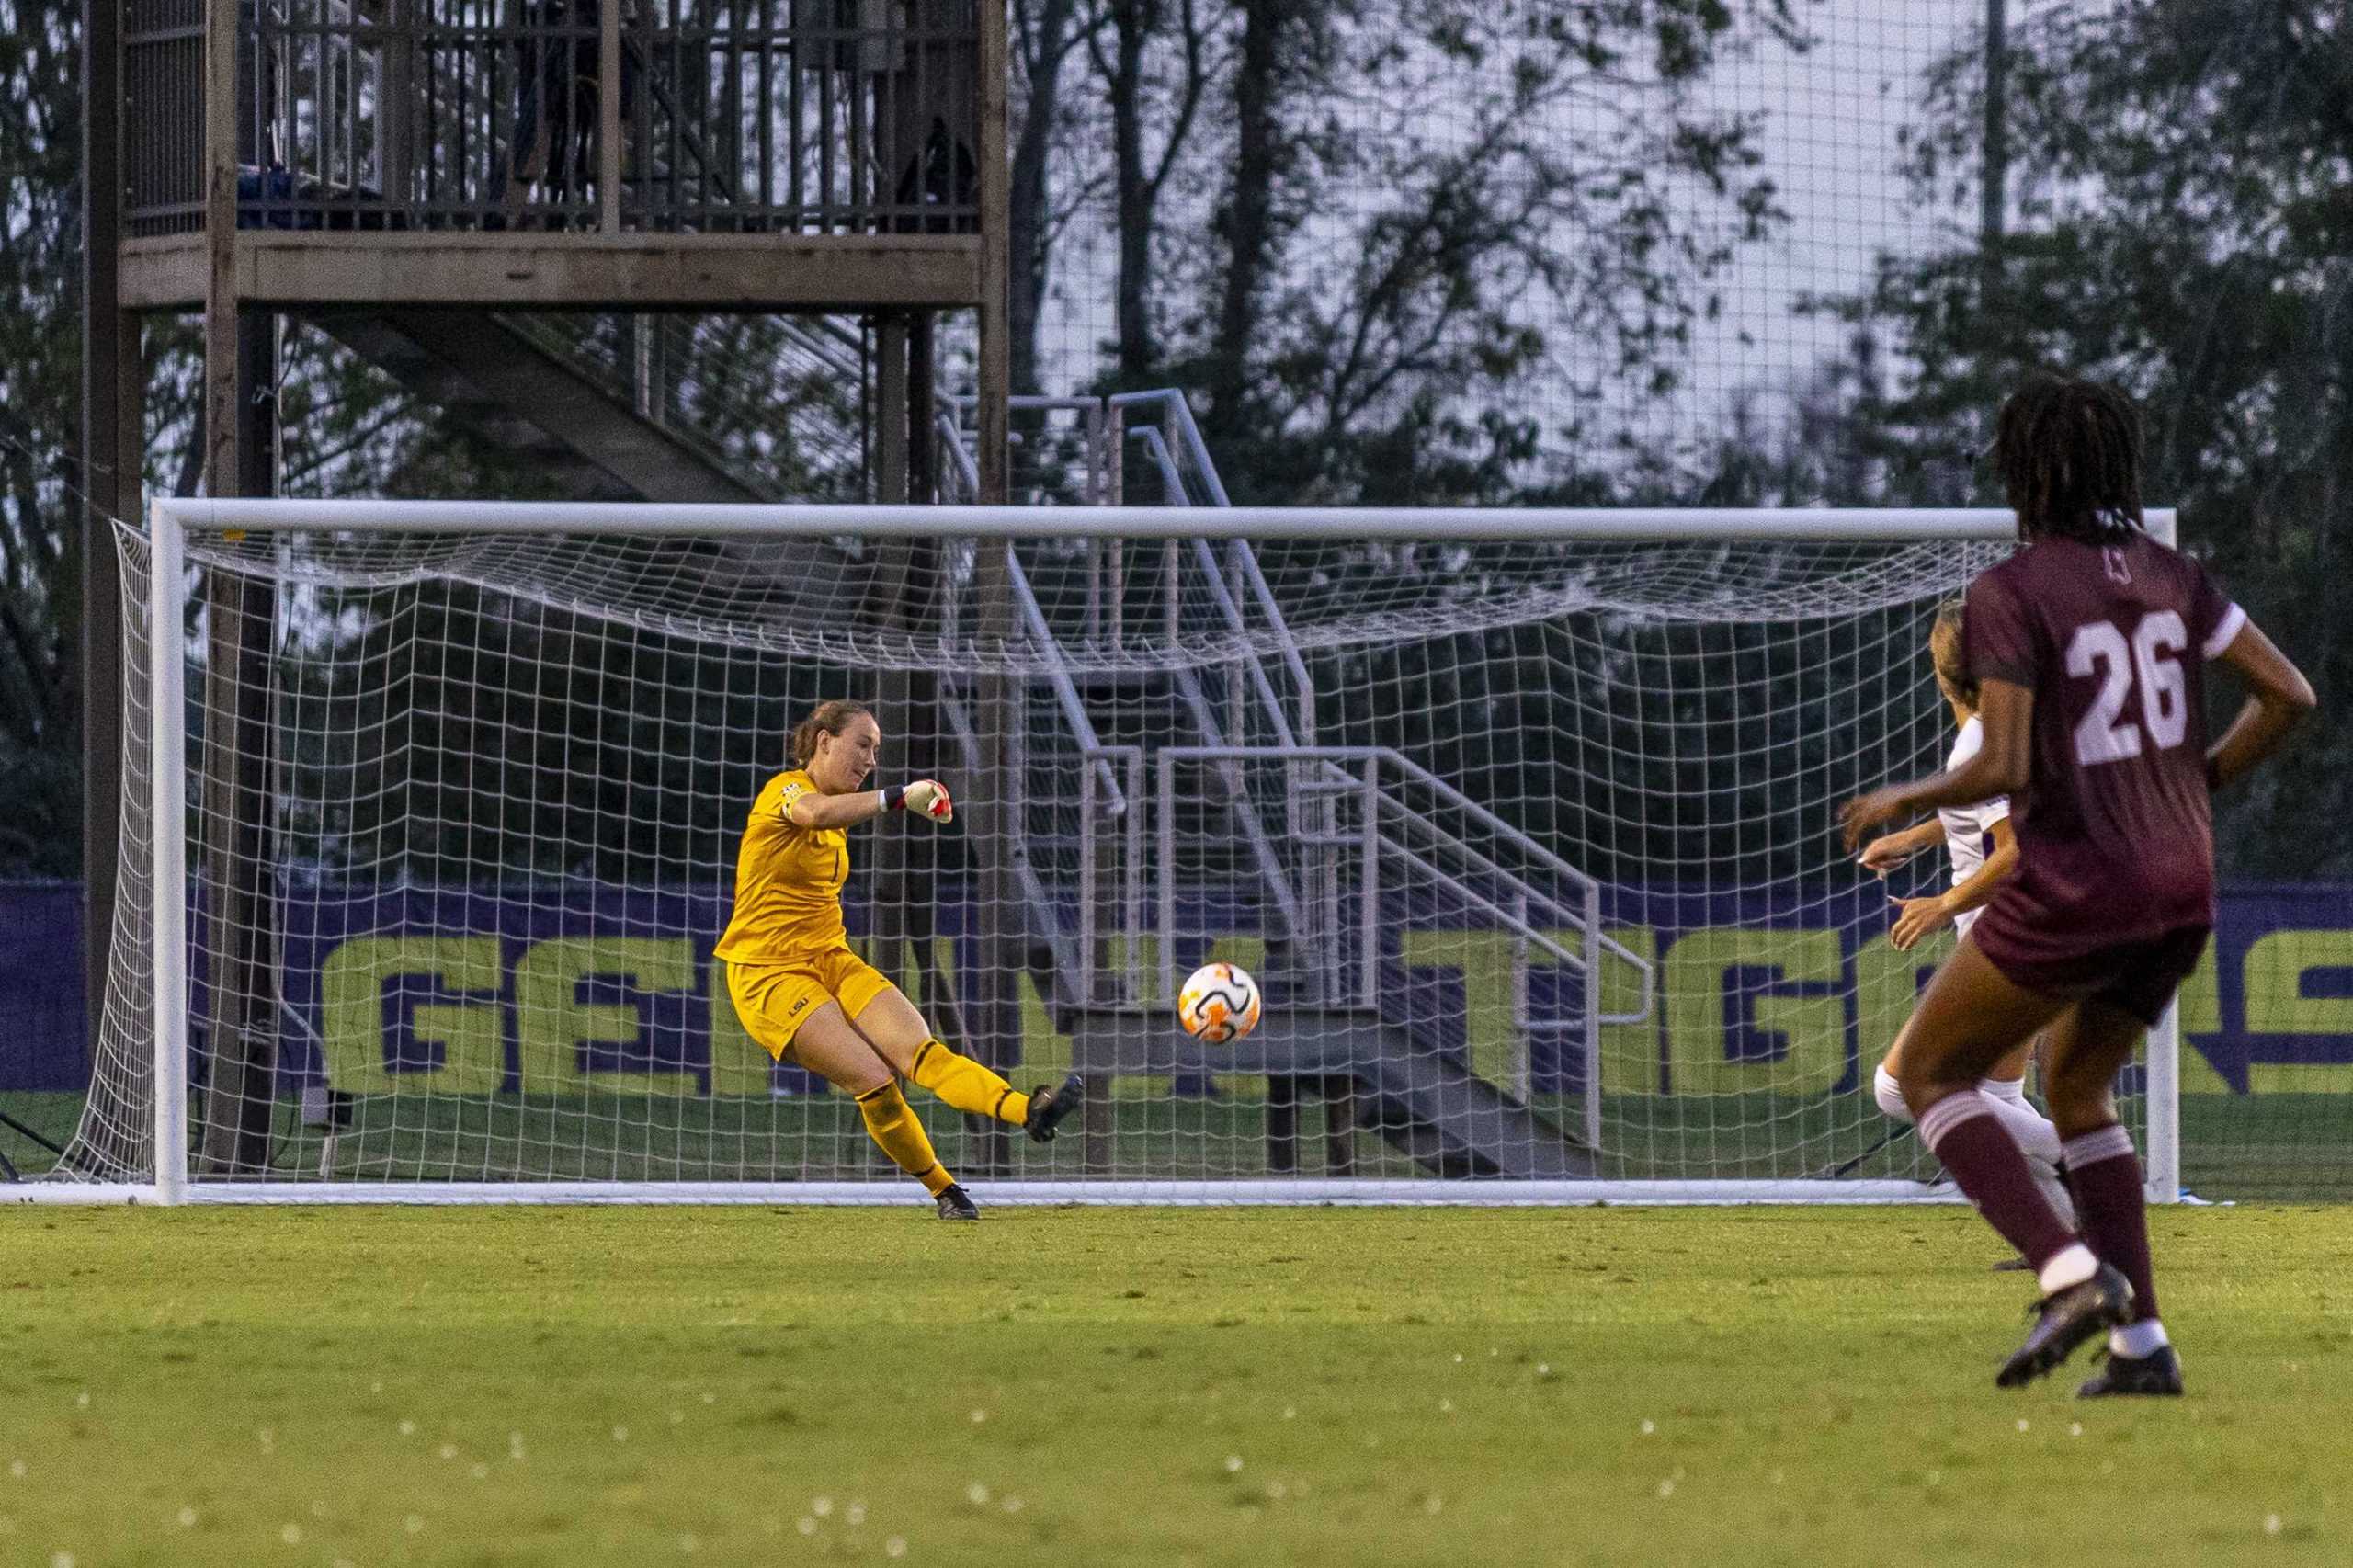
[1009,0,1100,395]
[1093,0,1215,382]
[1178,0,1804,506]
[0,0,87,876]
[1826,0,2353,876]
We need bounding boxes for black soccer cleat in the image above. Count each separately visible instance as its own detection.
[1023,1073,1085,1144]
[1996,1262,2134,1388]
[2077,1343,2183,1398]
[935,1183,981,1221]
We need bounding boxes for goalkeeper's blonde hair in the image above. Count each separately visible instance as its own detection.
[790,699,874,767]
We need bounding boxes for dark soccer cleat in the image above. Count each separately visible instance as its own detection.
[935,1183,981,1221]
[1023,1073,1085,1144]
[2076,1344,2183,1398]
[1996,1262,2133,1388]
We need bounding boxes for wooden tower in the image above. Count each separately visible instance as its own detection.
[79,0,1012,1171]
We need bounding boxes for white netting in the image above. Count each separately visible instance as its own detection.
[165,523,2002,677]
[56,502,2115,1199]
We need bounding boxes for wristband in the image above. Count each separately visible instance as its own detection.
[882,784,907,812]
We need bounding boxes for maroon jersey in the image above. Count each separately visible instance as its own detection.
[1962,532,2245,948]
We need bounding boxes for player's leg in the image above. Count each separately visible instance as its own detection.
[2040,996,2177,1392]
[843,970,1082,1142]
[1878,1026,2075,1244]
[1893,938,2096,1296]
[726,960,967,1208]
[1871,1029,1913,1122]
[775,998,968,1213]
[1978,1034,2074,1228]
[2043,929,2208,1396]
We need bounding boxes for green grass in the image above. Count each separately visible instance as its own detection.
[1,1207,2348,1567]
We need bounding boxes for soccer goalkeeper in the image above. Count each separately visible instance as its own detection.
[715,699,1081,1219]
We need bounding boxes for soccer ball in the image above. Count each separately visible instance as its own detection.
[1176,962,1262,1044]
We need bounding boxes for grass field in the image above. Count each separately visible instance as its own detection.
[2,1206,2347,1567]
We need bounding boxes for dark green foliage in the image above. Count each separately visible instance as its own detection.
[0,0,87,876]
[1813,0,2353,876]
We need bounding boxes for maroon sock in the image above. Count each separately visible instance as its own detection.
[1918,1091,2077,1269]
[2063,1125,2158,1324]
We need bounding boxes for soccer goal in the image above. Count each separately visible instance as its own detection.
[37,495,2183,1206]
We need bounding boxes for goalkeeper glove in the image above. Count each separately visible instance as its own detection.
[883,779,954,823]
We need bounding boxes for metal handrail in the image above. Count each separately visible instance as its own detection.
[1161,745,1657,1025]
[934,403,1123,810]
[1185,537,1300,748]
[937,684,1078,986]
[1364,751,1655,1019]
[936,412,979,499]
[1380,751,1605,896]
[1112,391,1316,736]
[1366,795,1652,1029]
[1157,687,1311,994]
[1373,832,1586,976]
[1076,744,1147,1004]
[1006,547,1125,816]
[1127,424,1188,504]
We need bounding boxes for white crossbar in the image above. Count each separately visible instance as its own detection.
[152,498,2060,542]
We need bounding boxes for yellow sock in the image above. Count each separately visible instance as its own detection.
[854,1082,956,1196]
[909,1039,1030,1126]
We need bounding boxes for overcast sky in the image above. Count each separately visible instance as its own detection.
[1024,0,1987,472]
[1679,0,1980,410]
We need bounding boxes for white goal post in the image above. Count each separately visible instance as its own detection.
[32,497,2182,1207]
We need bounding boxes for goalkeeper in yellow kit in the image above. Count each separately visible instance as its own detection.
[716,699,1081,1219]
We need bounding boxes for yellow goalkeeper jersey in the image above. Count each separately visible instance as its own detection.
[713,769,850,963]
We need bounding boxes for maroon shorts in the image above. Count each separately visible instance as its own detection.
[1968,916,2211,1028]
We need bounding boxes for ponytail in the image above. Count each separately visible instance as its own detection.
[790,699,873,767]
[1929,597,1977,708]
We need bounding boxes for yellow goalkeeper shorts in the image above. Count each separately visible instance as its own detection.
[723,947,896,1061]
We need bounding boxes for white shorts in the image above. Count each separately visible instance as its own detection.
[1954,906,1981,941]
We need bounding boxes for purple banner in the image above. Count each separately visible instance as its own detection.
[0,881,87,1093]
[4,881,2351,1096]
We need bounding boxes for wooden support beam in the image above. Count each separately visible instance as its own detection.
[870,315,913,996]
[119,234,988,312]
[198,309,283,1176]
[965,1,1019,1174]
[80,0,127,1102]
[976,0,1010,507]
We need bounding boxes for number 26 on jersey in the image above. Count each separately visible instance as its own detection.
[2066,609,2188,765]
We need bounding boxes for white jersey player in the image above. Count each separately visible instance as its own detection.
[1936,715,2009,939]
[1856,602,2070,1222]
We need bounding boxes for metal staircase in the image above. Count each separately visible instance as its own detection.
[937,392,1655,1180]
[304,309,868,503]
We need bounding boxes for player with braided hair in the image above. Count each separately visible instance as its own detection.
[716,699,1081,1220]
[1987,374,2147,545]
[1842,374,2316,1393]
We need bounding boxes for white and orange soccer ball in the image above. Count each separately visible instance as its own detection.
[1176,962,1262,1044]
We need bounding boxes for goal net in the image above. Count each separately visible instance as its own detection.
[51,496,2177,1203]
